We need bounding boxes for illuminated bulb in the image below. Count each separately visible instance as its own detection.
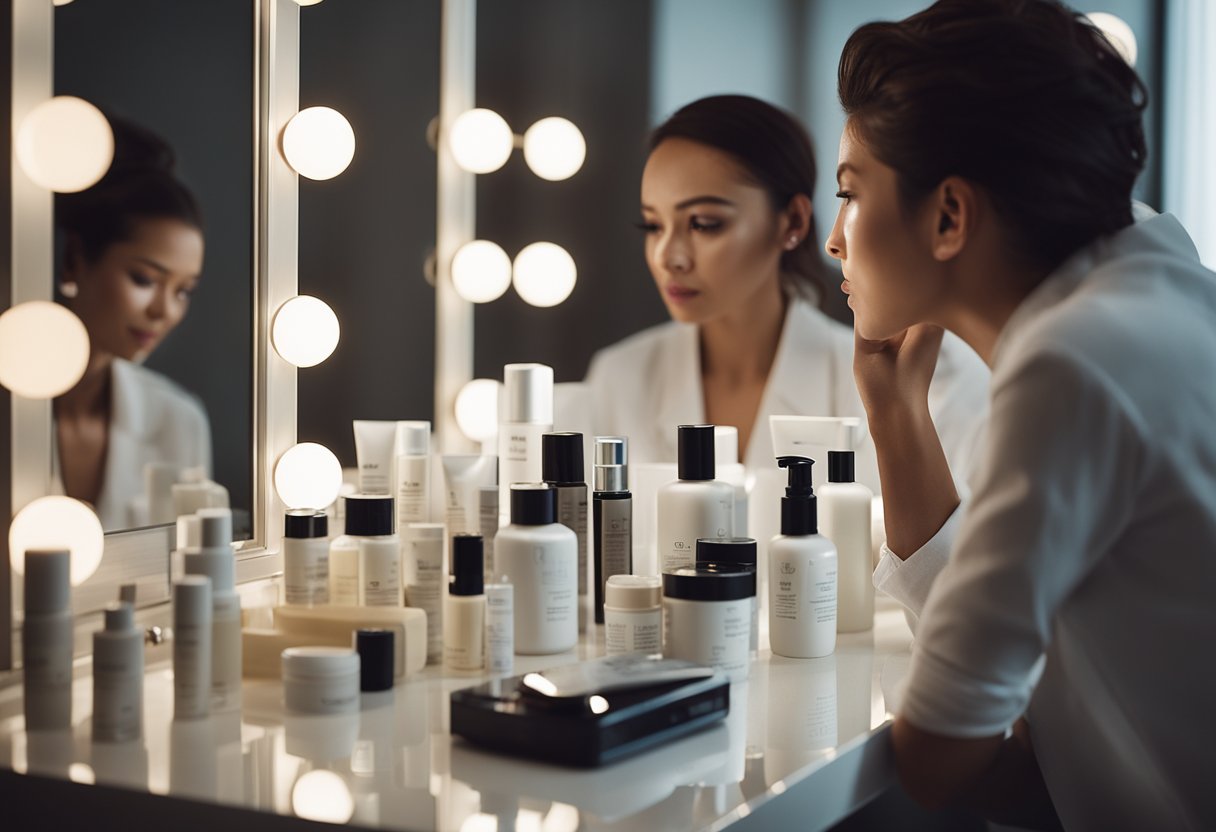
[0,301,89,398]
[16,96,113,193]
[512,242,577,307]
[282,107,356,180]
[451,240,512,303]
[274,443,344,510]
[9,497,104,586]
[272,295,340,367]
[449,109,513,174]
[454,379,501,443]
[291,770,354,824]
[523,117,586,181]
[1086,12,1137,66]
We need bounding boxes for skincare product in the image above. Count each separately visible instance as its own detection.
[21,549,73,731]
[714,426,749,537]
[663,564,754,683]
[404,522,446,662]
[657,425,734,571]
[498,363,554,525]
[353,420,398,494]
[444,534,486,671]
[696,537,759,654]
[283,510,329,606]
[358,505,401,608]
[769,415,868,490]
[395,421,432,530]
[478,485,499,586]
[495,483,577,654]
[185,508,242,712]
[604,575,661,656]
[173,576,212,720]
[329,495,394,606]
[768,456,838,658]
[593,437,632,624]
[282,647,360,715]
[485,583,514,674]
[441,454,497,534]
[171,467,230,517]
[269,605,427,677]
[820,451,874,633]
[172,513,201,581]
[355,628,395,692]
[92,601,144,742]
[542,432,588,631]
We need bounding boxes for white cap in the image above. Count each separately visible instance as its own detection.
[103,600,135,632]
[173,575,212,626]
[714,426,739,467]
[395,421,431,457]
[176,515,202,552]
[502,363,553,425]
[406,522,445,542]
[197,507,232,549]
[605,574,662,611]
[23,549,71,614]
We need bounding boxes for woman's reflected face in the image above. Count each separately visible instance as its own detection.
[67,217,204,362]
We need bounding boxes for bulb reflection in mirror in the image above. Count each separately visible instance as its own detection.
[455,379,501,444]
[1086,12,1137,66]
[452,240,512,303]
[272,295,340,368]
[282,107,355,181]
[275,443,343,511]
[449,109,513,174]
[16,96,114,193]
[588,695,609,715]
[523,117,586,182]
[9,497,104,585]
[291,769,354,824]
[512,242,577,307]
[0,301,89,399]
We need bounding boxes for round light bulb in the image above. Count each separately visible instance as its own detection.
[10,496,104,586]
[454,379,501,443]
[274,442,343,510]
[512,242,577,307]
[272,295,340,368]
[451,240,512,303]
[0,301,90,399]
[16,96,114,193]
[523,117,586,181]
[291,770,354,824]
[1086,12,1137,66]
[449,109,513,174]
[282,107,356,181]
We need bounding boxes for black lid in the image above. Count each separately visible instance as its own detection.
[662,564,756,601]
[777,456,817,535]
[677,424,716,481]
[345,495,395,536]
[509,483,556,526]
[696,537,757,569]
[355,628,394,692]
[828,450,855,483]
[542,432,584,485]
[451,534,485,596]
[285,509,328,539]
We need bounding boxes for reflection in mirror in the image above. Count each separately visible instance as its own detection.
[52,0,254,536]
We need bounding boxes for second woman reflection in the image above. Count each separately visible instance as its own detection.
[53,118,212,530]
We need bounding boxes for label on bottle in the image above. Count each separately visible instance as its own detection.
[479,491,499,585]
[395,454,430,529]
[359,539,401,607]
[405,534,445,659]
[285,539,330,605]
[555,485,588,598]
[485,584,514,674]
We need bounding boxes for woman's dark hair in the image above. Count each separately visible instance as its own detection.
[56,116,203,264]
[838,0,1148,271]
[649,94,832,303]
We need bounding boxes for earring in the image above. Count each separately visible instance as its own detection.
[59,281,79,299]
[786,236,800,250]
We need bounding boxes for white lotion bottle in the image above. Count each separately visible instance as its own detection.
[494,484,577,654]
[185,508,242,712]
[657,425,734,571]
[768,457,838,658]
[444,534,485,671]
[395,420,432,530]
[485,582,514,674]
[329,495,393,606]
[820,451,874,633]
[283,510,329,606]
[356,499,400,607]
[498,363,554,526]
[92,601,144,742]
[404,522,447,663]
[173,576,212,720]
[21,549,74,731]
[542,431,589,632]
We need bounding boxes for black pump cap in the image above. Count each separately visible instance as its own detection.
[777,456,817,535]
[828,451,855,483]
[542,432,585,485]
[355,628,394,692]
[451,534,485,596]
[345,494,395,536]
[285,509,328,539]
[510,483,556,526]
[677,425,716,481]
[696,537,757,569]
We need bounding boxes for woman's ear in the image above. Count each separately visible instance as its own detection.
[781,193,814,250]
[928,177,974,262]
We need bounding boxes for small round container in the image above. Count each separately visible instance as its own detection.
[662,565,755,682]
[604,575,662,656]
[281,647,361,714]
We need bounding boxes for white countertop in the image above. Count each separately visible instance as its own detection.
[0,598,913,831]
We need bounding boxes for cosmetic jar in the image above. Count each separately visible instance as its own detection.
[662,565,755,682]
[355,628,395,692]
[281,647,361,714]
[604,575,662,656]
[696,537,759,653]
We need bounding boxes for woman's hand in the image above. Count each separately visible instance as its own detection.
[853,323,944,415]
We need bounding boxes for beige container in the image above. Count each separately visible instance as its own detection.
[604,575,662,656]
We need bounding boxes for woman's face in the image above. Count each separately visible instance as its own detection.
[66,217,204,363]
[639,138,789,325]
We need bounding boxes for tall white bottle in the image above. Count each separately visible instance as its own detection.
[173,576,212,720]
[657,425,734,571]
[820,451,873,633]
[92,601,144,742]
[185,508,242,712]
[498,364,553,526]
[769,457,838,658]
[21,549,74,731]
[444,534,485,671]
[395,421,432,530]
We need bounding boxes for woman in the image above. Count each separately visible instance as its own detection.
[54,119,211,530]
[828,1,1214,828]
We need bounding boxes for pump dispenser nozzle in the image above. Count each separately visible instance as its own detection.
[777,456,817,535]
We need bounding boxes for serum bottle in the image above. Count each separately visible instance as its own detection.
[185,508,242,712]
[657,425,734,571]
[497,363,554,526]
[542,432,588,630]
[172,576,212,720]
[820,451,874,633]
[92,601,144,742]
[593,437,632,624]
[444,534,485,671]
[283,510,329,606]
[395,421,432,530]
[21,549,74,731]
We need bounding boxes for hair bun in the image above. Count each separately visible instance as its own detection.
[104,114,178,179]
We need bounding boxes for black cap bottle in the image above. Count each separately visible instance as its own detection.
[658,425,736,572]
